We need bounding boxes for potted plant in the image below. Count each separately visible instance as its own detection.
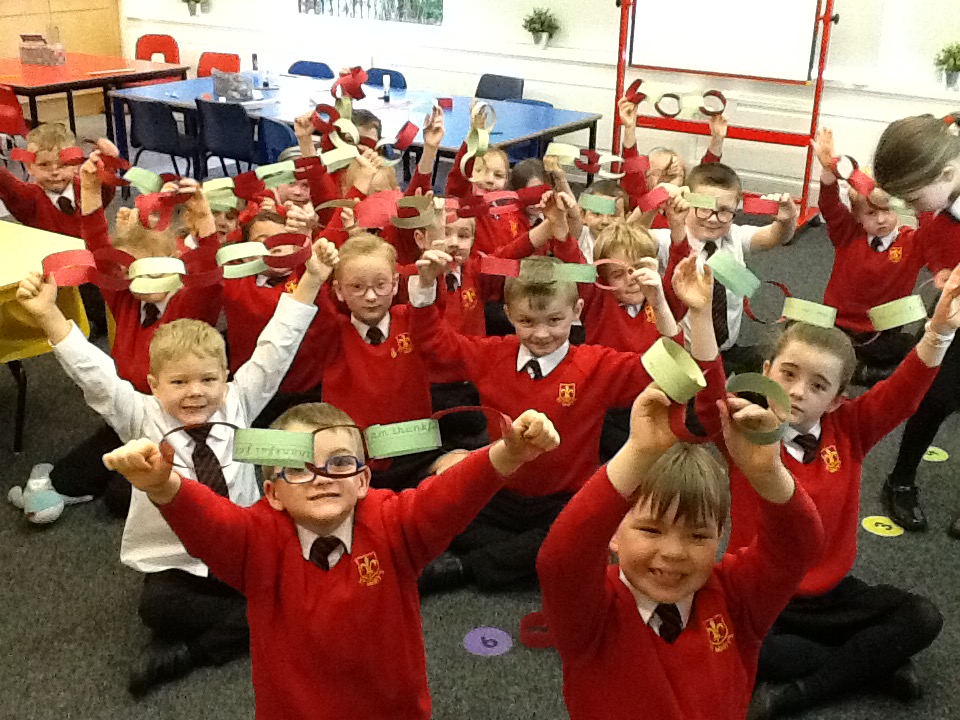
[181,0,199,15]
[523,8,560,49]
[935,42,960,89]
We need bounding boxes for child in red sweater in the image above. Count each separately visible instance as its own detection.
[102,402,560,720]
[409,253,659,593]
[698,266,960,717]
[812,128,936,385]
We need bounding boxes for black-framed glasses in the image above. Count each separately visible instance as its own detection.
[694,206,735,223]
[276,455,366,484]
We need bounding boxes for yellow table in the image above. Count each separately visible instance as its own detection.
[1,220,90,452]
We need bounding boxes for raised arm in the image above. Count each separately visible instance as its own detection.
[748,193,799,250]
[811,128,861,247]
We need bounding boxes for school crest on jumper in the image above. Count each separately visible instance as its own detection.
[391,333,413,358]
[355,552,384,587]
[821,445,841,473]
[889,247,903,263]
[557,383,576,407]
[644,304,656,324]
[704,614,733,653]
[509,219,519,237]
[285,278,299,293]
[462,288,478,310]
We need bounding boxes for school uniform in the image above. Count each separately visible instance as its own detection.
[159,446,508,720]
[697,349,944,703]
[819,180,932,368]
[620,145,720,228]
[50,292,317,660]
[0,171,114,237]
[537,452,823,720]
[409,289,654,589]
[653,225,764,375]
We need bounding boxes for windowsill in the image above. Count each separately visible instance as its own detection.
[825,73,960,103]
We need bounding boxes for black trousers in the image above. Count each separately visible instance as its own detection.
[431,380,488,451]
[890,337,960,484]
[450,489,572,591]
[758,576,942,703]
[843,327,917,369]
[600,407,630,464]
[50,422,131,517]
[139,570,249,666]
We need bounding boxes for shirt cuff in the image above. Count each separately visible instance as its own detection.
[407,276,438,308]
[50,320,83,352]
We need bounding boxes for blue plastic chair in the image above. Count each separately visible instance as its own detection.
[288,61,334,79]
[195,98,258,179]
[506,98,554,164]
[258,117,299,165]
[476,73,524,101]
[365,68,407,90]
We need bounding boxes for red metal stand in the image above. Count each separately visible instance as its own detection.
[613,0,838,227]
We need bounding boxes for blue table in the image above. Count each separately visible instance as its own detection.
[108,74,602,180]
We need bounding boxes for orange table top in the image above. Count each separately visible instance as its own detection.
[0,52,189,92]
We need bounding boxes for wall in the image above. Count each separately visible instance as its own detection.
[118,0,960,201]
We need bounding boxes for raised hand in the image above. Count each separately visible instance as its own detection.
[304,237,340,284]
[294,112,314,139]
[632,256,663,305]
[422,107,445,150]
[16,270,58,318]
[627,383,678,457]
[494,409,561,473]
[94,137,120,157]
[671,253,713,311]
[708,113,728,140]
[103,439,180,502]
[415,245,453,287]
[718,395,786,480]
[811,127,835,170]
[931,262,960,333]
[618,96,638,128]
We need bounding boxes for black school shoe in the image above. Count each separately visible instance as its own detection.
[418,551,469,595]
[882,477,928,532]
[128,638,194,697]
[948,514,960,540]
[882,660,923,702]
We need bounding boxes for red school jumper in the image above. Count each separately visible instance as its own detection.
[819,181,934,332]
[0,172,115,237]
[411,302,654,496]
[578,282,680,353]
[160,446,508,720]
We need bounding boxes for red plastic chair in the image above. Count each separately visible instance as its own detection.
[197,52,241,78]
[136,34,180,64]
[0,85,28,139]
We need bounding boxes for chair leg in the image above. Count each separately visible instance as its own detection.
[8,361,26,453]
[219,157,229,177]
[170,155,180,176]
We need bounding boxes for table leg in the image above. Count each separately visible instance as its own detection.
[9,360,26,453]
[587,121,598,185]
[28,96,39,128]
[103,85,116,142]
[66,91,77,135]
[112,96,128,160]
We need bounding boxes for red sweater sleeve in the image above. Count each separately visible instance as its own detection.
[407,170,433,196]
[410,300,494,379]
[701,149,722,165]
[693,356,729,443]
[662,238,691,321]
[817,180,861,249]
[550,235,587,264]
[538,466,632,657]
[0,169,41,222]
[444,142,473,198]
[80,207,112,252]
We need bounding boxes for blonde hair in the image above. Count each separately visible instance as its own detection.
[264,402,365,478]
[334,233,397,279]
[874,114,960,197]
[770,321,856,393]
[629,443,729,530]
[504,256,579,311]
[113,208,177,257]
[594,221,658,265]
[26,123,76,154]
[149,319,227,376]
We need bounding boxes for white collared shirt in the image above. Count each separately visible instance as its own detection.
[516,341,569,378]
[653,225,760,352]
[578,226,596,264]
[296,513,355,569]
[51,293,318,577]
[45,182,75,211]
[783,422,822,463]
[619,569,694,638]
[623,303,643,319]
[350,312,391,344]
[868,229,898,253]
[947,194,960,222]
[139,297,170,325]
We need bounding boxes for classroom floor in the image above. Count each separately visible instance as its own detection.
[2,114,959,720]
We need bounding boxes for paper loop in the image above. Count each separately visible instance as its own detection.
[574,149,601,175]
[216,242,270,279]
[330,67,368,101]
[831,155,876,197]
[705,251,761,299]
[743,196,780,215]
[597,153,627,180]
[311,104,340,134]
[42,249,97,287]
[578,193,618,216]
[96,154,132,187]
[317,199,358,210]
[640,337,707,404]
[592,258,638,291]
[625,78,646,105]
[232,171,268,202]
[364,419,442,459]
[699,90,727,116]
[391,196,437,229]
[126,256,186,294]
[684,192,718,210]
[478,255,520,277]
[782,298,837,328]
[637,186,671,212]
[262,233,312,269]
[233,428,316,467]
[90,247,135,291]
[743,281,792,324]
[58,147,86,166]
[543,142,580,166]
[256,160,297,188]
[128,274,182,294]
[320,144,360,173]
[206,190,240,212]
[725,373,790,445]
[119,166,162,195]
[159,422,240,471]
[654,93,682,118]
[868,295,927,332]
[135,191,191,231]
[461,127,491,175]
[389,121,420,152]
[9,147,36,163]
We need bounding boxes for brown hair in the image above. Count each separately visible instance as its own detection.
[770,321,857,393]
[873,114,960,197]
[241,210,286,243]
[352,109,382,140]
[334,233,397,279]
[593,220,658,265]
[509,158,549,191]
[687,162,742,197]
[149,319,227,376]
[264,402,365,478]
[629,443,729,530]
[504,256,579,311]
[26,123,76,154]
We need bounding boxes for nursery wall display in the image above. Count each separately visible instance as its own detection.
[297,0,442,24]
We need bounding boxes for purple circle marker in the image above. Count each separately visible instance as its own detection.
[463,626,513,657]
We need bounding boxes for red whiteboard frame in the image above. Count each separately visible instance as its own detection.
[613,0,838,227]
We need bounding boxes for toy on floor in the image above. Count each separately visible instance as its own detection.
[7,463,92,524]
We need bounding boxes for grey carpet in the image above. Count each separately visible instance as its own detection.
[2,115,959,719]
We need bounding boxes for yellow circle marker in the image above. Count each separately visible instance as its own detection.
[861,516,904,537]
[923,446,950,463]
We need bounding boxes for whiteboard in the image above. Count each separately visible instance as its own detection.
[629,0,821,83]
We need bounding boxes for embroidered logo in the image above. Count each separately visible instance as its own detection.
[284,278,299,293]
[821,445,841,473]
[889,247,903,263]
[704,614,733,653]
[644,304,656,323]
[462,287,478,310]
[390,332,413,358]
[509,219,519,237]
[355,552,384,587]
[557,383,576,407]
